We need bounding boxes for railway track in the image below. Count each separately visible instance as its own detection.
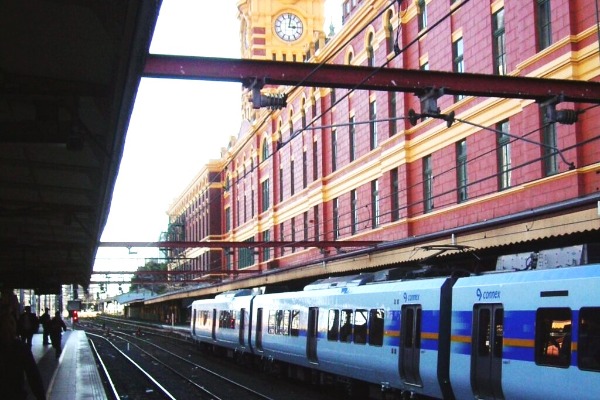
[81,319,334,400]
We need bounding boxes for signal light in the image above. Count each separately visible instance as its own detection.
[72,310,79,323]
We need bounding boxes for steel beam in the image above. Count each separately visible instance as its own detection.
[99,240,382,249]
[143,54,600,104]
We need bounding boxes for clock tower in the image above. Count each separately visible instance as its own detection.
[237,0,325,61]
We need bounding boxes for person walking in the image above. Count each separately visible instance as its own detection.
[17,306,39,349]
[48,311,67,359]
[39,308,51,346]
[0,308,46,399]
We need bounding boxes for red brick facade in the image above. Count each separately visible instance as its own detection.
[168,0,600,281]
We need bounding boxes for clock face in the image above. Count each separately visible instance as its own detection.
[274,13,303,42]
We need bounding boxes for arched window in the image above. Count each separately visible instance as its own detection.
[366,32,374,67]
[261,137,270,161]
[385,10,394,54]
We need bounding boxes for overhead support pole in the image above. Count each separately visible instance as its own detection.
[143,55,600,104]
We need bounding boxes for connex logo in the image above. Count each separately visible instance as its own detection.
[476,288,501,301]
[403,292,420,302]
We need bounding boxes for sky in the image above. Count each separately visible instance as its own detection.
[93,0,342,285]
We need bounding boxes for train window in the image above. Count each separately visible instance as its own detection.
[268,310,293,335]
[268,310,277,334]
[291,310,300,336]
[328,309,340,341]
[219,310,235,329]
[354,309,368,344]
[369,309,384,346]
[201,310,209,326]
[578,307,600,372]
[535,308,572,367]
[281,310,290,335]
[340,309,354,342]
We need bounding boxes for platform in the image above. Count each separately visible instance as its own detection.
[29,328,107,400]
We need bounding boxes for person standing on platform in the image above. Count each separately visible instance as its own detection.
[39,308,51,346]
[48,311,67,358]
[0,286,19,323]
[17,306,39,349]
[0,307,46,400]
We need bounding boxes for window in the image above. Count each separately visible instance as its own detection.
[280,224,285,256]
[268,309,291,335]
[261,138,270,161]
[301,107,307,129]
[391,168,399,221]
[313,205,320,241]
[303,212,309,243]
[251,188,255,218]
[389,92,397,136]
[456,140,468,202]
[417,0,427,31]
[351,189,358,234]
[579,307,600,371]
[243,194,247,222]
[291,217,295,252]
[366,32,374,67]
[349,115,356,162]
[385,10,394,54]
[535,308,572,367]
[333,197,340,239]
[354,309,368,344]
[312,140,319,181]
[340,309,353,342]
[290,310,300,336]
[328,309,340,341]
[303,149,307,188]
[369,309,385,346]
[261,179,270,212]
[225,207,231,231]
[371,180,380,228]
[279,164,284,202]
[369,100,377,150]
[219,310,236,329]
[423,155,433,212]
[331,128,338,172]
[263,229,270,261]
[239,238,255,268]
[537,0,552,51]
[492,8,506,75]
[541,109,559,176]
[290,159,295,196]
[497,120,511,190]
[330,88,336,106]
[453,37,465,101]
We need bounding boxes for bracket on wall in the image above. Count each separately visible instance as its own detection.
[246,78,287,110]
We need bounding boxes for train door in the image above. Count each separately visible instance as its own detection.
[211,308,217,340]
[307,307,319,363]
[192,309,197,336]
[471,304,504,400]
[239,308,246,346]
[255,307,263,351]
[400,305,423,386]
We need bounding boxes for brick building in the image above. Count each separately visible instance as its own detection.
[165,0,600,290]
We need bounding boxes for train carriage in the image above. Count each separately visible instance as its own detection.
[190,289,255,354]
[250,273,456,399]
[449,265,600,400]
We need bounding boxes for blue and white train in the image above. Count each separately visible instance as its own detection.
[190,264,600,399]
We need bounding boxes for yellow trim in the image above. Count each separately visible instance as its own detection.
[451,28,463,43]
[452,335,471,344]
[491,0,504,14]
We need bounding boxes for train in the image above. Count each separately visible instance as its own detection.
[190,264,600,399]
